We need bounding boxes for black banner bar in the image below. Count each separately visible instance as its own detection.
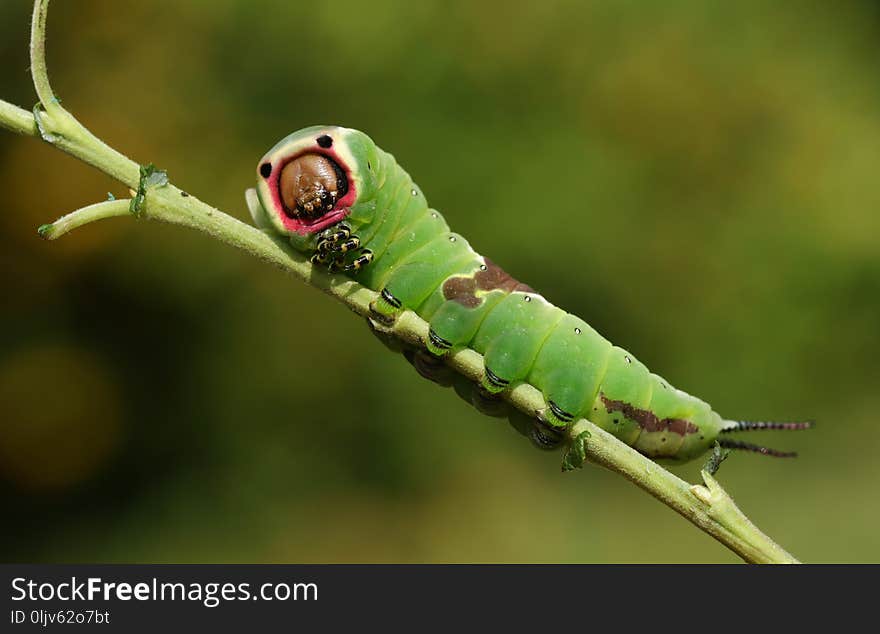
[0,564,871,631]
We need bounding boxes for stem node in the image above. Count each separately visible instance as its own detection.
[32,105,60,143]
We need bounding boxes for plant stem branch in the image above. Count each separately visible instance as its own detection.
[30,0,58,114]
[0,0,800,564]
[0,100,36,135]
[37,199,132,240]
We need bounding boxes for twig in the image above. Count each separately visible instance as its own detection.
[37,199,131,239]
[0,0,799,563]
[0,99,35,135]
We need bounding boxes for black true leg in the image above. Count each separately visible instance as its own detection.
[324,236,360,254]
[312,248,372,273]
[310,223,373,273]
[310,250,336,266]
[343,249,373,272]
[316,226,363,257]
[318,223,351,245]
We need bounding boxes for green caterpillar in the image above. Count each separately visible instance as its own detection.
[246,125,809,464]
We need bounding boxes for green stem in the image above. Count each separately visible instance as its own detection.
[30,0,57,113]
[568,420,797,563]
[0,0,800,564]
[38,199,132,240]
[0,100,36,135]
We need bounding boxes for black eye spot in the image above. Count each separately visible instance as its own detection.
[317,135,333,148]
[259,163,272,178]
[367,161,372,171]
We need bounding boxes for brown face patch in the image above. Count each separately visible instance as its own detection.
[600,393,698,436]
[279,153,346,220]
[442,258,534,307]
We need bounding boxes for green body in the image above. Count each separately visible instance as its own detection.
[248,126,724,463]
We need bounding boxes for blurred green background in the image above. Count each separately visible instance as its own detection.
[1,0,878,563]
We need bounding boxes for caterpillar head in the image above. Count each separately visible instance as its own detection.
[248,126,380,247]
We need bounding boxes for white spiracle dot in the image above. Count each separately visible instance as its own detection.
[574,327,581,335]
[523,295,531,302]
[449,235,456,242]
[624,355,632,364]
[479,264,487,271]
[411,189,418,196]
[431,212,438,218]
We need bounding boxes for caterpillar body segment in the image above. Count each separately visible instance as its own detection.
[377,233,483,321]
[425,289,506,356]
[529,315,612,427]
[248,126,809,464]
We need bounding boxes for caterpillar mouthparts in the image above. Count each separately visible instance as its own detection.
[279,153,348,220]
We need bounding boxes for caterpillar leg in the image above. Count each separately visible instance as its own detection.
[342,249,372,272]
[318,223,351,245]
[365,315,406,353]
[310,250,338,267]
[319,235,360,254]
[507,409,563,450]
[370,288,404,325]
[470,384,509,417]
[311,247,372,273]
[530,419,564,450]
[309,222,373,274]
[403,348,455,386]
[310,223,349,269]
[447,373,509,417]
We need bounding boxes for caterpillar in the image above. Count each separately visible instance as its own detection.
[246,125,810,464]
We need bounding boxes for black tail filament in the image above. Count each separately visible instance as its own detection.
[719,420,813,458]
